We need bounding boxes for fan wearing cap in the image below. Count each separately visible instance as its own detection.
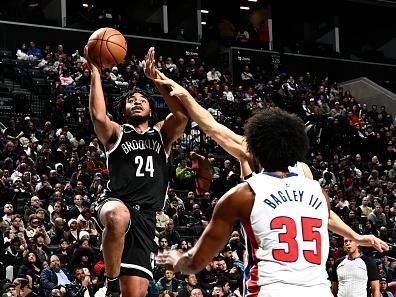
[307,97,320,115]
[86,46,188,297]
[1,282,17,297]
[221,245,235,270]
[110,66,128,86]
[330,101,345,118]
[65,218,79,243]
[380,278,393,297]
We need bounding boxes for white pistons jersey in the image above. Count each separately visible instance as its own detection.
[242,172,331,297]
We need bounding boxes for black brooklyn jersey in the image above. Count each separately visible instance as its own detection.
[105,124,168,209]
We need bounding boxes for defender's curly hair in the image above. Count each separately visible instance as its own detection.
[113,86,158,125]
[244,108,309,172]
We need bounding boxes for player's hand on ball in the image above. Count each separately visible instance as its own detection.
[84,46,99,73]
[356,234,389,252]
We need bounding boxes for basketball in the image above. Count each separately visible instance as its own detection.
[86,27,127,68]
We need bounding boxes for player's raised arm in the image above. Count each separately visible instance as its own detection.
[85,46,120,149]
[154,76,248,161]
[143,47,188,154]
[322,189,389,252]
[301,163,389,253]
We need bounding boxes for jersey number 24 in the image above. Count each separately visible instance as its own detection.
[135,156,154,177]
[270,216,322,265]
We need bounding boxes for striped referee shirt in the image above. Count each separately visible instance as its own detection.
[331,254,379,297]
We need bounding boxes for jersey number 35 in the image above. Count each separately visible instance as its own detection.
[270,216,322,265]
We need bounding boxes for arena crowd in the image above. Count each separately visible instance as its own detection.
[0,41,395,297]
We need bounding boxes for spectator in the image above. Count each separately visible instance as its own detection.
[55,44,67,61]
[0,217,5,279]
[165,198,183,224]
[86,151,108,176]
[379,278,393,296]
[76,68,91,90]
[16,43,30,60]
[165,188,185,212]
[48,218,67,245]
[34,232,51,261]
[88,137,104,157]
[159,219,181,246]
[89,175,105,200]
[386,260,396,282]
[3,202,15,228]
[1,282,18,297]
[207,68,222,83]
[240,66,253,86]
[190,150,213,197]
[4,237,25,281]
[9,214,25,235]
[24,195,42,222]
[156,270,180,295]
[236,28,250,43]
[65,266,96,297]
[55,238,73,270]
[165,57,178,79]
[177,274,199,297]
[17,251,42,293]
[59,68,75,87]
[109,66,128,87]
[368,204,387,229]
[67,194,85,219]
[211,285,224,297]
[186,204,206,228]
[40,254,72,297]
[359,196,373,219]
[190,288,205,297]
[156,210,170,229]
[175,158,195,190]
[26,41,42,60]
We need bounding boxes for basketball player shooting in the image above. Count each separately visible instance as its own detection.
[85,46,187,297]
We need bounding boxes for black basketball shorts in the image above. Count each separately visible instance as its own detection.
[92,198,157,280]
